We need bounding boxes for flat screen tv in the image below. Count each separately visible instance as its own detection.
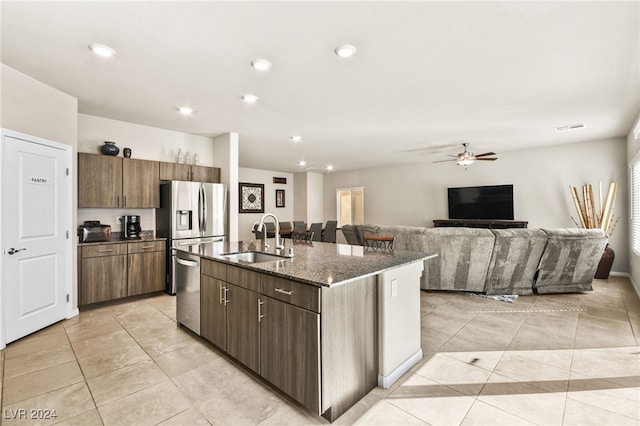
[448,184,514,220]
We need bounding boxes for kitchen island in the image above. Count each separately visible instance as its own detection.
[175,239,435,422]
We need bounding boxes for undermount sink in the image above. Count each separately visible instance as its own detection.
[220,251,287,263]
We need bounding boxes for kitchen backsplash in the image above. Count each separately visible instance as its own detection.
[77,208,155,233]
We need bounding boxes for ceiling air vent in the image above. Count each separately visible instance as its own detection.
[554,123,585,133]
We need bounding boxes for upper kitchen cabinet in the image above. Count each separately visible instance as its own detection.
[159,161,220,183]
[78,153,159,208]
[78,153,122,208]
[123,158,159,207]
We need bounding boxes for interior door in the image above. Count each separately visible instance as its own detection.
[2,131,70,343]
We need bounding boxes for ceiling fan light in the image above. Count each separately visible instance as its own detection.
[457,159,474,166]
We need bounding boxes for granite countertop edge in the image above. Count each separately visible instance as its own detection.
[177,239,436,288]
[78,235,166,246]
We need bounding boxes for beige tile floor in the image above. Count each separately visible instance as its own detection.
[1,275,639,425]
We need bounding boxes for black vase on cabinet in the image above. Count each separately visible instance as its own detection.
[100,141,120,156]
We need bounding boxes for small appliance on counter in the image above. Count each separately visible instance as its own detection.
[79,221,111,243]
[124,215,142,239]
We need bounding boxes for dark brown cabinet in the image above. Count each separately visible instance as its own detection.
[127,241,166,296]
[201,275,227,348]
[78,153,122,208]
[159,161,220,183]
[78,153,159,208]
[79,244,128,305]
[79,240,166,306]
[260,296,320,413]
[201,261,261,373]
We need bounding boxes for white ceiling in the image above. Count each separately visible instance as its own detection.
[2,1,638,173]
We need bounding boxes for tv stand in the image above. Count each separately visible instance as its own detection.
[433,219,528,229]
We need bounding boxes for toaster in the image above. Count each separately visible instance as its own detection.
[79,221,111,243]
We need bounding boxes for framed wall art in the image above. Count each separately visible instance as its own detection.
[276,189,285,208]
[239,182,265,213]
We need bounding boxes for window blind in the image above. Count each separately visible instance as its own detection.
[632,161,640,253]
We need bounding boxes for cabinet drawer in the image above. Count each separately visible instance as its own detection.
[81,243,128,258]
[202,259,227,281]
[128,240,165,254]
[227,266,261,293]
[261,276,320,313]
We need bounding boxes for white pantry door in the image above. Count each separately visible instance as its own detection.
[2,131,70,343]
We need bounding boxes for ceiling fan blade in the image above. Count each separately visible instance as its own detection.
[474,157,498,161]
[432,159,458,163]
[474,152,496,158]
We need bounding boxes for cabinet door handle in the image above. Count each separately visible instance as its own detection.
[274,288,293,296]
[258,299,264,322]
[223,287,230,306]
[98,249,114,253]
[219,284,224,305]
[117,195,120,207]
[141,245,155,249]
[124,196,127,207]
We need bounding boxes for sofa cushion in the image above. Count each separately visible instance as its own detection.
[422,227,495,292]
[484,229,547,295]
[375,225,429,252]
[534,228,607,293]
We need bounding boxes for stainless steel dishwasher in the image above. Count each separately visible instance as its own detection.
[175,250,201,335]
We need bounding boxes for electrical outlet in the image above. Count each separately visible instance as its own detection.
[391,279,397,298]
[116,216,123,224]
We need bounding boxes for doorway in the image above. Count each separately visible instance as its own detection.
[1,129,73,346]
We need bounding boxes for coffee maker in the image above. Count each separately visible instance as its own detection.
[125,215,141,239]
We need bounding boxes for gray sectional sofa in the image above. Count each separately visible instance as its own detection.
[341,224,608,295]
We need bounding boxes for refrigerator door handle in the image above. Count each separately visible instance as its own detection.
[202,184,208,233]
[198,185,204,233]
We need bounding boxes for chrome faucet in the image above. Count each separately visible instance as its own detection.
[257,213,284,250]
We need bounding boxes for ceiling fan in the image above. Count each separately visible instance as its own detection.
[433,143,498,166]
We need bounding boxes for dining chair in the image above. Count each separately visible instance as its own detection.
[322,220,337,243]
[293,230,314,242]
[293,221,306,232]
[309,223,323,242]
[279,221,292,238]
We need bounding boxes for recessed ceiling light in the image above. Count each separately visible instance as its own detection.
[326,165,334,171]
[251,59,272,71]
[298,160,307,167]
[554,123,585,133]
[334,44,357,58]
[88,43,116,57]
[242,94,258,104]
[290,135,302,142]
[178,106,193,115]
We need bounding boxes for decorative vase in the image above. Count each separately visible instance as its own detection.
[123,148,132,158]
[595,245,615,279]
[100,141,120,156]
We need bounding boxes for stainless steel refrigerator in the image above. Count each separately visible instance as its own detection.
[156,181,227,295]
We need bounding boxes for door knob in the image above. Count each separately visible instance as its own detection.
[7,248,26,255]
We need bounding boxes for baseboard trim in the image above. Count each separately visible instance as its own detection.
[378,349,423,389]
[610,271,629,277]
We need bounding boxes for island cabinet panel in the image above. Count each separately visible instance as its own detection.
[260,296,320,414]
[226,284,260,373]
[80,251,127,305]
[201,275,227,349]
[122,158,159,208]
[201,258,226,281]
[78,153,122,208]
[261,275,320,313]
[320,275,378,422]
[227,266,261,293]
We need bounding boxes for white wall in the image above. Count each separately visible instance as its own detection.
[213,133,239,241]
[238,168,294,241]
[306,172,324,225]
[294,172,307,222]
[0,64,79,341]
[628,112,640,293]
[324,137,629,273]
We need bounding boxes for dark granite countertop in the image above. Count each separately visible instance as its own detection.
[78,231,166,246]
[176,239,436,288]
